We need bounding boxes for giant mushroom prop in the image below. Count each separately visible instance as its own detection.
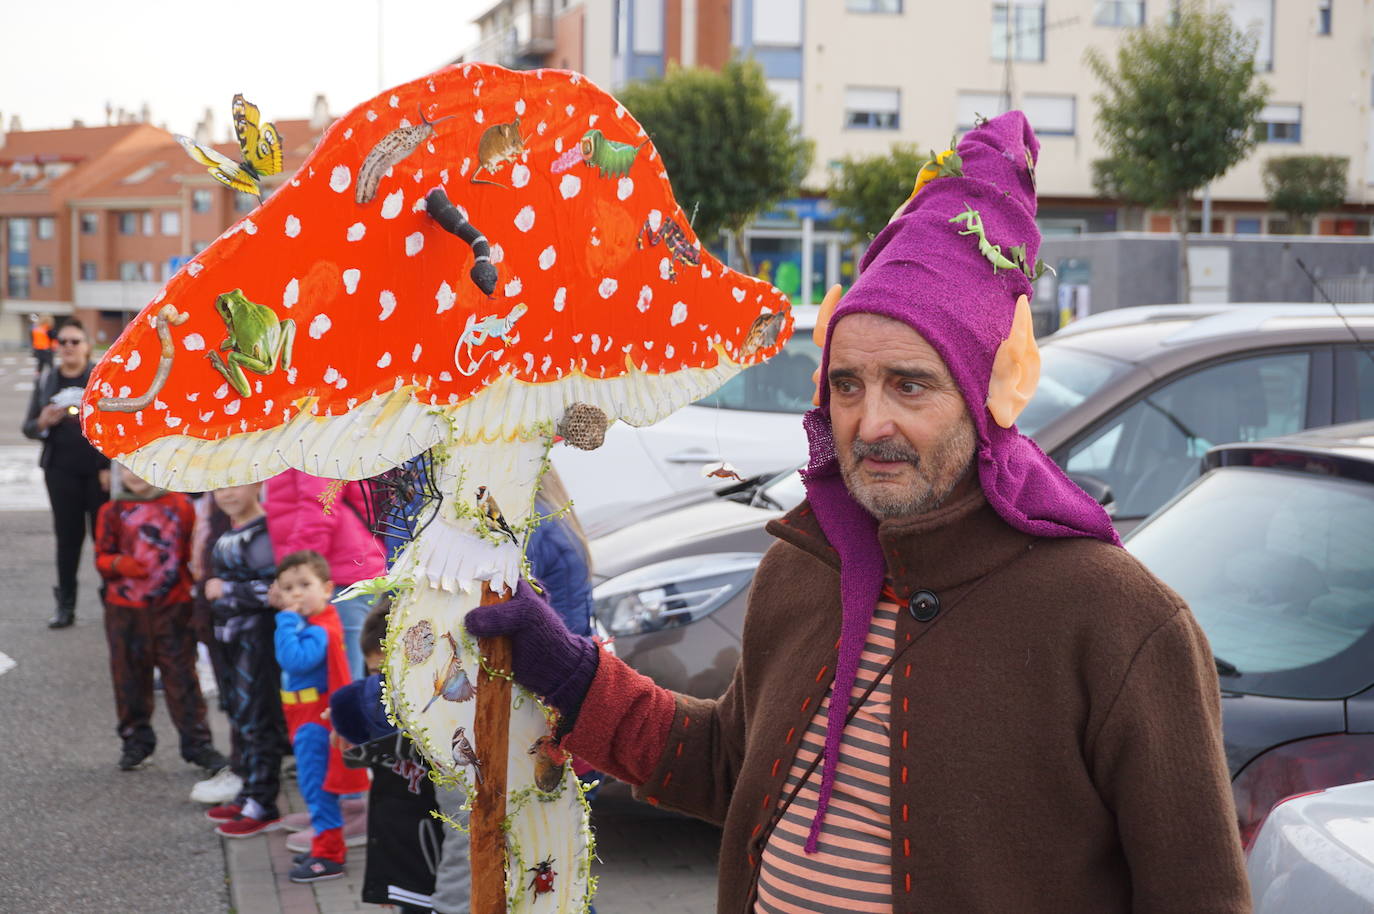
[82,64,792,913]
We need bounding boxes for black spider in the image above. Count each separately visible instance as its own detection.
[361,453,443,545]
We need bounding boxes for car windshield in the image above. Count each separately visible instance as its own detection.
[694,333,821,414]
[1126,466,1374,700]
[1017,345,1130,437]
[755,467,807,512]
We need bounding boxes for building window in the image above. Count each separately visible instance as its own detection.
[234,192,257,214]
[845,87,900,129]
[7,268,29,299]
[119,262,141,281]
[1317,0,1331,35]
[768,78,803,128]
[754,0,802,45]
[80,212,99,234]
[1022,94,1076,136]
[161,211,180,236]
[192,189,213,213]
[36,217,55,241]
[141,261,155,281]
[141,212,154,236]
[1094,0,1144,26]
[847,0,902,11]
[117,212,138,235]
[1228,0,1274,71]
[1256,104,1302,143]
[7,218,30,254]
[993,1,1045,62]
[80,261,98,281]
[191,240,210,254]
[956,91,1011,130]
[632,0,663,53]
[35,265,54,287]
[1234,217,1263,234]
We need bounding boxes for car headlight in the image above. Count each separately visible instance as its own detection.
[592,553,762,638]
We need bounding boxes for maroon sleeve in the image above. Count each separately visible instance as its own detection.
[93,502,123,579]
[563,647,677,786]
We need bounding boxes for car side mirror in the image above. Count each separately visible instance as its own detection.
[1067,473,1116,517]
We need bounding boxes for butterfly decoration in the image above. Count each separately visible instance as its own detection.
[175,94,284,199]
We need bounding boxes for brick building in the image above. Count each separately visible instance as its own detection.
[0,100,330,347]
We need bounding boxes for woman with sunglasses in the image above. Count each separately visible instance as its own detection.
[22,318,111,628]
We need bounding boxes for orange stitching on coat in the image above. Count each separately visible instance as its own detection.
[675,742,684,757]
[800,697,812,712]
[815,665,829,682]
[905,873,912,893]
[904,663,912,678]
[682,715,690,727]
[902,803,909,822]
[901,730,908,750]
[646,796,659,806]
[749,853,757,867]
[770,758,781,777]
[903,837,911,857]
[751,823,762,838]
[662,771,673,788]
[785,727,796,743]
[901,765,908,784]
[761,794,772,810]
[902,696,909,713]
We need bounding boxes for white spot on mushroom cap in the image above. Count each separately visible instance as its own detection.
[329,165,351,193]
[187,262,203,276]
[598,278,618,299]
[589,114,599,127]
[224,400,241,416]
[125,351,142,372]
[617,178,634,200]
[343,128,353,140]
[343,269,361,294]
[213,384,229,400]
[660,258,673,280]
[309,314,332,339]
[489,243,504,264]
[636,285,653,313]
[590,334,601,355]
[389,94,400,108]
[377,352,392,368]
[287,367,297,383]
[165,415,181,428]
[323,366,339,384]
[671,302,688,326]
[378,290,397,321]
[436,281,456,313]
[539,246,556,270]
[514,206,535,232]
[412,343,422,362]
[474,108,485,124]
[411,196,427,213]
[515,98,526,115]
[366,110,378,121]
[554,288,567,312]
[565,104,575,116]
[559,174,581,199]
[405,233,424,256]
[537,121,547,136]
[183,334,205,352]
[511,164,530,188]
[504,278,523,297]
[381,190,404,219]
[346,222,370,243]
[647,210,663,231]
[116,385,129,398]
[285,214,301,237]
[282,278,299,309]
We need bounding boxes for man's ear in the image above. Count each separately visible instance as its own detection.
[986,294,1040,429]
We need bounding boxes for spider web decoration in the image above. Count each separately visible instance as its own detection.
[361,453,444,545]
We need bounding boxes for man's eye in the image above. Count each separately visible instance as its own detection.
[898,381,925,394]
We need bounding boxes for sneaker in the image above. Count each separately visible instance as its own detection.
[281,810,312,833]
[191,769,243,804]
[117,743,153,771]
[285,829,314,854]
[216,813,282,839]
[205,802,243,823]
[292,852,310,865]
[289,856,344,883]
[186,745,228,774]
[286,814,367,853]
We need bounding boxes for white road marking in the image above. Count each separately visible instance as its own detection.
[0,652,15,677]
[0,446,48,511]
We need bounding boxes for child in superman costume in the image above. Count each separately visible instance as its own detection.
[273,549,370,883]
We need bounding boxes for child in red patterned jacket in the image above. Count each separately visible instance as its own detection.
[94,463,227,775]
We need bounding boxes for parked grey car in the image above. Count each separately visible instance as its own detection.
[587,304,1374,700]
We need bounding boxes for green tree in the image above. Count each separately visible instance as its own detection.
[828,144,929,245]
[1262,155,1349,234]
[618,59,813,272]
[1086,2,1268,296]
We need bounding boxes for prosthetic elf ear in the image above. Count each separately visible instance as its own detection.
[811,283,844,406]
[986,294,1040,428]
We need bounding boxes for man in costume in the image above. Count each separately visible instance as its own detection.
[468,111,1250,912]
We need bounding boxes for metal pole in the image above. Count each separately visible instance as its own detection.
[1201,183,1212,236]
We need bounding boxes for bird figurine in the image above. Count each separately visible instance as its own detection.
[475,485,519,545]
[529,735,568,793]
[452,726,484,784]
[421,632,476,712]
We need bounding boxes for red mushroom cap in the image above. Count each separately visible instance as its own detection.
[81,64,792,490]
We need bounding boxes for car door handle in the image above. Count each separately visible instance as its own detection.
[666,451,722,464]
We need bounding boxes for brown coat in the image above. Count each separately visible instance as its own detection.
[571,489,1250,912]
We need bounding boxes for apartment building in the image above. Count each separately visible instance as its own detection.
[0,103,330,345]
[460,0,1374,304]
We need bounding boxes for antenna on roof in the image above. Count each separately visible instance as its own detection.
[1289,246,1374,374]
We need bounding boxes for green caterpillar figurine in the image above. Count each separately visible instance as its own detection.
[579,129,648,179]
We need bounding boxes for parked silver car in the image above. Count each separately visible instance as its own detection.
[588,304,1374,698]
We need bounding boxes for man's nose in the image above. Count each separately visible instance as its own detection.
[857,389,897,443]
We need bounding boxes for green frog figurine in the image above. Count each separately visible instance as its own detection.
[207,289,296,397]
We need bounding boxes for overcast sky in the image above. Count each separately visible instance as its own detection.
[3,0,486,139]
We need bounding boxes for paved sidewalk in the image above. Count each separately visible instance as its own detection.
[222,774,720,913]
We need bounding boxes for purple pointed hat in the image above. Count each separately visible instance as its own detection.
[798,111,1119,852]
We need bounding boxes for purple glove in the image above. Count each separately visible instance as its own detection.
[464,579,600,723]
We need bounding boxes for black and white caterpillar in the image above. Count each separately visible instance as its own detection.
[425,187,498,297]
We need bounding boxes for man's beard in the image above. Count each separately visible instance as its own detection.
[839,421,977,520]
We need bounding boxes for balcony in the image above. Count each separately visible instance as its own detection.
[75,280,164,312]
[462,1,554,69]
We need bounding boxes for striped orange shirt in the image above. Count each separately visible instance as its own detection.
[754,594,900,913]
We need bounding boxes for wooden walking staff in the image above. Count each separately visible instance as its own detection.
[473,583,513,914]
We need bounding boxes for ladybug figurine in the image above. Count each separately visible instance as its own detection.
[527,856,557,896]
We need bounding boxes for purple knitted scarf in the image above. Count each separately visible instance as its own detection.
[798,112,1120,854]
